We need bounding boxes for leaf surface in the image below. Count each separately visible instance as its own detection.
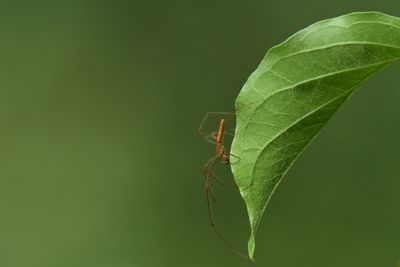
[230,11,400,260]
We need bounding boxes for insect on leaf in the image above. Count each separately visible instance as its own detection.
[230,11,400,260]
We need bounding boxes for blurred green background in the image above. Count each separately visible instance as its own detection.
[0,1,399,266]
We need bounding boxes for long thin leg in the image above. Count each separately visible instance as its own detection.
[198,112,235,138]
[203,157,248,221]
[203,155,252,259]
[211,128,235,139]
[223,128,236,137]
[204,152,247,187]
[208,184,217,202]
[204,152,237,187]
[205,169,248,221]
[228,152,240,165]
[203,165,250,260]
[202,134,217,145]
[203,154,221,226]
[205,168,237,187]
[206,166,253,189]
[219,209,249,221]
[203,154,220,199]
[204,173,215,227]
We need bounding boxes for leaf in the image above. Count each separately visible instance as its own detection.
[230,11,400,260]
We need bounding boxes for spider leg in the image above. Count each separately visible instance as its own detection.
[205,168,237,187]
[198,112,235,137]
[204,168,251,260]
[224,128,236,137]
[202,155,252,259]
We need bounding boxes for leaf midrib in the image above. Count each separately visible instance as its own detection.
[281,17,400,48]
[246,60,396,194]
[250,58,398,105]
[263,42,400,72]
[247,88,354,231]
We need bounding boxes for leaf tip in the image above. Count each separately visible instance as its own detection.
[248,235,256,261]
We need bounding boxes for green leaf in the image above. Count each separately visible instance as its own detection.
[230,11,400,260]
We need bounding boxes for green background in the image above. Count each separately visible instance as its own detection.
[0,1,399,266]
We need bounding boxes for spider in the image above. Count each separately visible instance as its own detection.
[198,112,248,258]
